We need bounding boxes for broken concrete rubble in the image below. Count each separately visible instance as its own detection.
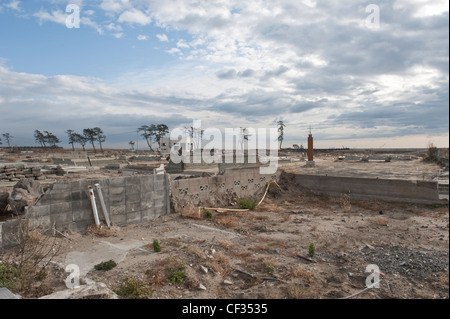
[7,178,43,215]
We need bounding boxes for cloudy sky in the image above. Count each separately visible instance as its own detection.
[0,0,448,149]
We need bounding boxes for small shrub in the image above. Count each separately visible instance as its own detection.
[265,265,275,274]
[168,262,187,284]
[94,260,117,271]
[153,240,161,252]
[203,209,214,219]
[308,243,315,258]
[0,263,20,292]
[115,277,152,299]
[237,198,258,210]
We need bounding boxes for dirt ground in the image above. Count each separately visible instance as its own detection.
[3,172,448,300]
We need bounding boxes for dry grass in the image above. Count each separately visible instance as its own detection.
[310,225,318,231]
[288,265,315,283]
[187,246,207,260]
[148,269,166,287]
[282,214,291,222]
[208,252,231,276]
[218,240,233,250]
[87,225,120,237]
[215,215,239,228]
[376,217,389,226]
[338,193,352,212]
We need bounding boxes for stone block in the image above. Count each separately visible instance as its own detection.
[126,211,141,224]
[50,202,72,215]
[126,202,141,213]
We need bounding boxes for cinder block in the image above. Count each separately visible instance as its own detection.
[49,192,73,204]
[51,182,73,193]
[126,211,141,224]
[141,208,155,222]
[110,213,126,226]
[68,220,92,233]
[50,202,72,215]
[50,212,73,225]
[110,205,126,216]
[109,194,125,206]
[126,202,141,213]
[26,205,50,218]
[125,176,141,186]
[72,200,91,212]
[125,192,140,203]
[109,177,126,187]
[1,219,20,249]
[73,209,95,222]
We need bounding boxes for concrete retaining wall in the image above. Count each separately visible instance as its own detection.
[1,173,170,249]
[170,167,280,209]
[292,174,442,204]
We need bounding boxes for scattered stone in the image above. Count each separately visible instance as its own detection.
[200,265,208,274]
[223,280,233,285]
[198,284,207,291]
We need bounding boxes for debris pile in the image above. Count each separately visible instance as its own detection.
[0,164,46,182]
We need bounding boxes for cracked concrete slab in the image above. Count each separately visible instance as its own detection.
[64,239,144,276]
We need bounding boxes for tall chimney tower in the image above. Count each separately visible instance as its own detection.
[306,127,315,167]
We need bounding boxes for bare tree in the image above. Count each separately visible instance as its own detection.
[277,120,286,149]
[2,133,13,149]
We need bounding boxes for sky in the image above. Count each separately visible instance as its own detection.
[0,0,448,150]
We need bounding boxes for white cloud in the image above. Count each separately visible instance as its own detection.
[4,0,21,11]
[118,8,151,25]
[105,23,122,31]
[100,0,130,13]
[33,9,103,34]
[156,33,168,42]
[137,34,148,41]
[113,32,124,38]
[166,48,182,55]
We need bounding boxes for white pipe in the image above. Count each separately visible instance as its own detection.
[88,186,100,227]
[95,183,111,227]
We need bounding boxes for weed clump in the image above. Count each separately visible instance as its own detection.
[237,198,258,210]
[308,243,315,258]
[0,263,20,292]
[94,260,117,271]
[115,277,153,299]
[168,262,187,284]
[153,240,161,252]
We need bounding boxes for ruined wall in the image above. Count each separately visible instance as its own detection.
[293,174,442,204]
[170,167,280,210]
[0,173,170,249]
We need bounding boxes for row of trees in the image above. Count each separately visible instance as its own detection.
[27,120,287,152]
[66,128,106,153]
[33,128,106,153]
[0,133,13,148]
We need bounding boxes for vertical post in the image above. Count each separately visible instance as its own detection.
[95,183,111,227]
[165,172,171,215]
[307,131,315,167]
[88,186,100,227]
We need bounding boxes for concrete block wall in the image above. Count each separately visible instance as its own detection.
[292,174,442,204]
[170,167,280,209]
[0,173,170,249]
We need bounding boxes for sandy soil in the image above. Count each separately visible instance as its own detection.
[4,174,447,300]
